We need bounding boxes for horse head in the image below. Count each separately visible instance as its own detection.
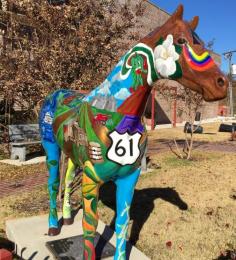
[142,5,228,101]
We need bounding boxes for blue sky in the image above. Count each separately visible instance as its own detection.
[149,0,236,73]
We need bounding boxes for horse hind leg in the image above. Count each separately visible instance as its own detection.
[82,161,101,260]
[63,158,76,225]
[42,139,61,236]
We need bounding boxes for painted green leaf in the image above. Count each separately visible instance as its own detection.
[85,212,96,226]
[46,161,51,170]
[155,37,164,47]
[169,62,182,79]
[85,193,96,201]
[84,230,95,238]
[83,183,97,194]
[50,208,58,219]
[175,44,182,55]
[51,191,57,201]
[49,160,58,166]
[52,182,59,192]
[91,198,97,214]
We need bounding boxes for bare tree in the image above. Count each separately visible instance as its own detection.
[0,0,144,121]
[157,79,204,160]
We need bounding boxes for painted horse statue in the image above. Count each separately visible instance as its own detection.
[39,5,228,260]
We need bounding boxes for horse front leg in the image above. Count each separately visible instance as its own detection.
[114,168,141,260]
[82,161,101,260]
[63,158,76,225]
[42,140,61,236]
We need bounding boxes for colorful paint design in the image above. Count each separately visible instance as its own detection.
[130,53,148,91]
[38,37,181,257]
[63,159,75,220]
[39,33,185,257]
[82,161,100,260]
[183,44,215,71]
[38,9,218,257]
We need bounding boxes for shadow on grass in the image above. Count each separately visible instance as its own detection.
[99,182,188,246]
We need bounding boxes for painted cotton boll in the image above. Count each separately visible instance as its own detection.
[154,34,179,78]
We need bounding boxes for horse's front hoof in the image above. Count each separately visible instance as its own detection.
[63,218,74,225]
[48,227,60,236]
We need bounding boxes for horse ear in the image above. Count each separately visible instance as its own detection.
[189,16,199,31]
[172,5,184,20]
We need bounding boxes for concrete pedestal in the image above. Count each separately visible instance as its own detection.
[6,210,150,260]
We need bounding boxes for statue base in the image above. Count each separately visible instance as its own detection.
[46,232,115,259]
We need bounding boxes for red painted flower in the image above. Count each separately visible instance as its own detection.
[143,59,148,70]
[95,114,109,121]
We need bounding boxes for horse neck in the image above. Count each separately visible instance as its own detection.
[84,42,158,117]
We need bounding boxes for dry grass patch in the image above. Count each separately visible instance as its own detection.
[98,151,236,260]
[0,185,49,235]
[149,122,232,143]
[0,148,235,259]
[0,162,47,181]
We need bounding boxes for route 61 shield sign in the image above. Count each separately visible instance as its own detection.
[107,130,141,165]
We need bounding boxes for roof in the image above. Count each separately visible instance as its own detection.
[146,0,171,16]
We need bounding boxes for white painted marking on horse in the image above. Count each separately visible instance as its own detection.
[107,130,141,165]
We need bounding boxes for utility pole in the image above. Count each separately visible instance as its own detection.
[223,50,236,117]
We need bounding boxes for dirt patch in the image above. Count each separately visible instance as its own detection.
[148,139,236,155]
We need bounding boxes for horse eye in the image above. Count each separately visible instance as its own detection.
[177,38,187,45]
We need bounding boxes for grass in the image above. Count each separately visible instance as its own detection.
[0,162,47,181]
[0,122,236,259]
[0,185,49,234]
[149,122,232,143]
[98,150,236,260]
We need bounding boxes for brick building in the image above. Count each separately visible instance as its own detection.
[1,0,223,125]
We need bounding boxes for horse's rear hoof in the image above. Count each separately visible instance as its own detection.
[63,218,73,225]
[48,227,60,236]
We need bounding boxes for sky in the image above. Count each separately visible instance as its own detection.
[149,0,236,73]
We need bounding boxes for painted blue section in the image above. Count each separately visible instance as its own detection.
[39,89,74,142]
[114,168,141,260]
[83,55,133,108]
[39,89,75,228]
[42,140,61,228]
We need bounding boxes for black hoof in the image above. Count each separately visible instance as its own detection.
[63,218,74,225]
[48,227,60,236]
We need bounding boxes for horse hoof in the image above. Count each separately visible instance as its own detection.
[48,227,60,236]
[63,218,73,225]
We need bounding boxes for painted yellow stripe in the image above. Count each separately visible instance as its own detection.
[187,44,209,61]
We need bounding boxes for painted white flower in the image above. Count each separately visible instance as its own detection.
[154,34,179,78]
